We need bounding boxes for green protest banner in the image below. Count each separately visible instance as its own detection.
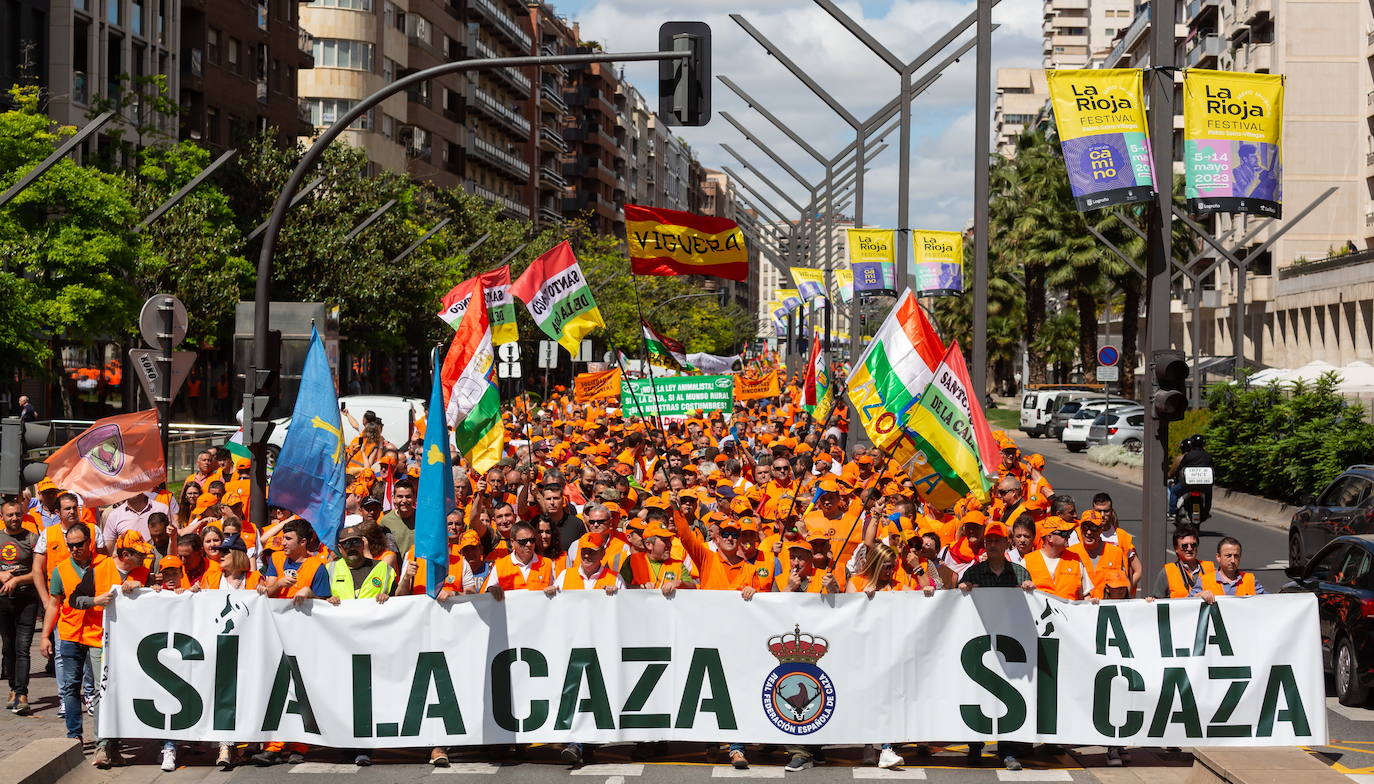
[621,375,735,419]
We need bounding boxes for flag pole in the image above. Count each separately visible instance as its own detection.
[629,273,667,438]
[609,345,671,489]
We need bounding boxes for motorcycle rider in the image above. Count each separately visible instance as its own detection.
[1168,435,1214,522]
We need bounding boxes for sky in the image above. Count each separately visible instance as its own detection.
[544,0,1043,233]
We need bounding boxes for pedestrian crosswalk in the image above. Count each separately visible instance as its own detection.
[278,761,1080,779]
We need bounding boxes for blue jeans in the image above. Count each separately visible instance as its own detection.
[57,640,101,742]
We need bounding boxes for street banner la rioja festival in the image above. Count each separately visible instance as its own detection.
[912,230,964,296]
[1046,68,1155,211]
[101,590,1324,748]
[845,229,897,296]
[1184,69,1284,217]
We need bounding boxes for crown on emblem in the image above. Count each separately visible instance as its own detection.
[768,624,829,664]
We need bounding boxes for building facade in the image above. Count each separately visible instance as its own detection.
[1044,0,1133,68]
[993,67,1048,156]
[2,0,50,99]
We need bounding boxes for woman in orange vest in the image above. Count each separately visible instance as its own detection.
[217,536,260,590]
[847,544,907,594]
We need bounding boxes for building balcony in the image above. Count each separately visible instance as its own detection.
[469,85,531,136]
[1238,0,1271,22]
[1186,34,1223,66]
[1186,0,1218,21]
[564,190,605,213]
[541,43,567,76]
[469,135,531,179]
[538,124,567,153]
[470,36,532,94]
[470,0,533,53]
[540,83,568,114]
[466,179,531,220]
[298,96,311,125]
[538,206,565,225]
[539,164,567,190]
[1236,41,1271,71]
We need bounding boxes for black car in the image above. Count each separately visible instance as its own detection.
[1289,465,1374,569]
[1282,535,1374,705]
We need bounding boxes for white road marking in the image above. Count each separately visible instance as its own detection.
[1345,775,1374,784]
[569,764,645,777]
[995,771,1074,782]
[851,768,929,779]
[1328,697,1374,722]
[1258,560,1288,570]
[289,763,360,773]
[712,765,786,778]
[432,763,503,774]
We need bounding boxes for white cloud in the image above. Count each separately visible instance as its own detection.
[559,0,1042,233]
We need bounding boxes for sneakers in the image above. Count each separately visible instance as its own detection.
[430,747,450,767]
[92,747,111,770]
[160,747,177,772]
[561,743,583,767]
[729,749,748,769]
[216,746,234,771]
[1003,755,1023,771]
[56,701,64,718]
[286,752,306,765]
[250,750,281,766]
[784,754,813,772]
[354,753,371,767]
[12,695,28,716]
[5,691,14,711]
[1106,747,1123,767]
[878,747,903,769]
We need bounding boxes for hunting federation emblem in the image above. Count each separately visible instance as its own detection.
[761,625,836,735]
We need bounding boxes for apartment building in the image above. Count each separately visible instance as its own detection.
[621,81,696,213]
[526,2,573,227]
[2,0,50,98]
[1044,0,1133,68]
[993,68,1048,156]
[559,44,623,235]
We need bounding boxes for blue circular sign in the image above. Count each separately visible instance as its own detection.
[1098,346,1120,366]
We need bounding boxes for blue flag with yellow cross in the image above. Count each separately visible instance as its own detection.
[414,346,456,597]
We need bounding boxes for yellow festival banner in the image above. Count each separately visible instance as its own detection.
[845,229,896,296]
[734,369,781,401]
[1183,69,1284,218]
[1046,68,1154,211]
[775,289,803,313]
[789,268,827,301]
[573,368,622,403]
[834,268,854,303]
[911,230,963,296]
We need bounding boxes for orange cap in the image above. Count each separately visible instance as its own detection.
[1101,569,1131,589]
[578,532,608,550]
[457,530,482,550]
[983,522,1009,538]
[645,525,675,541]
[159,555,183,569]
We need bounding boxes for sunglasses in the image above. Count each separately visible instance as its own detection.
[66,539,90,548]
[339,537,365,547]
[1178,542,1198,550]
[514,537,536,546]
[587,518,610,526]
[996,487,1018,495]
[772,465,791,471]
[718,530,741,539]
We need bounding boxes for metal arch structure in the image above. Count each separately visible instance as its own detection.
[245,50,692,527]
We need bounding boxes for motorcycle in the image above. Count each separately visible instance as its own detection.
[1170,465,1214,526]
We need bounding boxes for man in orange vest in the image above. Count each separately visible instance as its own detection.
[1067,515,1128,598]
[1023,522,1092,600]
[251,519,332,766]
[553,531,623,768]
[1194,536,1264,600]
[483,521,556,597]
[1150,526,1214,599]
[39,525,145,767]
[620,524,693,595]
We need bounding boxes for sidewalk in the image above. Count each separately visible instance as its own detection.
[0,636,72,751]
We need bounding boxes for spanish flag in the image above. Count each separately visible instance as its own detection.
[625,204,748,282]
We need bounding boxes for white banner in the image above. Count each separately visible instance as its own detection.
[100,590,1325,748]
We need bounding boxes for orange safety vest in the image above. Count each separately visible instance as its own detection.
[268,551,327,598]
[345,439,381,477]
[558,564,620,590]
[1023,550,1085,600]
[405,545,465,594]
[1067,541,1128,598]
[486,554,554,591]
[54,555,146,647]
[179,557,223,590]
[625,552,691,589]
[1198,570,1256,596]
[42,522,98,571]
[851,573,907,592]
[1164,561,1216,598]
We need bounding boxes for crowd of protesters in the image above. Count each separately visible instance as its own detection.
[0,375,1266,774]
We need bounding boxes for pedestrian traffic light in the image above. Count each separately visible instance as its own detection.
[0,417,51,496]
[658,22,711,127]
[1152,350,1189,422]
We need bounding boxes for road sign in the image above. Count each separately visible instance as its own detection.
[1096,365,1120,382]
[574,340,594,363]
[498,362,521,379]
[1097,345,1120,367]
[129,349,197,404]
[497,343,521,362]
[138,294,188,348]
[537,341,558,369]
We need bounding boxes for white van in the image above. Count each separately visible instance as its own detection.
[1020,388,1096,438]
[267,394,426,460]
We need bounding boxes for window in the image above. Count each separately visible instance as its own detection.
[306,97,370,130]
[407,14,432,45]
[1335,548,1372,587]
[130,0,143,35]
[381,113,396,140]
[309,0,372,8]
[257,1,268,30]
[207,28,220,64]
[227,36,241,74]
[382,56,397,82]
[107,0,121,26]
[312,38,374,70]
[206,106,220,145]
[385,2,404,32]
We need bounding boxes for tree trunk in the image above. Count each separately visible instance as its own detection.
[1120,275,1142,400]
[1076,287,1099,379]
[1025,264,1048,385]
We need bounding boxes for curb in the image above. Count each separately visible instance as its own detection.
[1039,444,1291,533]
[0,738,83,784]
[1189,746,1346,783]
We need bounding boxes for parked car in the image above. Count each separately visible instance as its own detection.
[1086,408,1146,450]
[266,394,425,462]
[1060,399,1139,452]
[1288,465,1374,570]
[1020,388,1095,439]
[1048,400,1085,441]
[1281,535,1374,705]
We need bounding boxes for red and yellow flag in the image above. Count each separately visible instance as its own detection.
[625,204,748,282]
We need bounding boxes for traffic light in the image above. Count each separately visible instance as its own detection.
[658,22,711,127]
[1152,350,1190,422]
[0,417,51,496]
[247,329,282,445]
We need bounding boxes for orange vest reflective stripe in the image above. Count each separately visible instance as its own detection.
[1067,542,1127,599]
[269,551,326,597]
[1164,561,1216,598]
[345,440,380,476]
[558,565,619,590]
[1024,550,1085,600]
[1199,570,1256,596]
[488,555,554,591]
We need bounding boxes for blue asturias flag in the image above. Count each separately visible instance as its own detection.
[414,346,455,597]
[267,327,347,548]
